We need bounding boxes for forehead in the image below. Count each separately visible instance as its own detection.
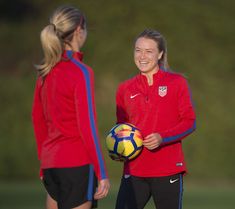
[135,37,158,49]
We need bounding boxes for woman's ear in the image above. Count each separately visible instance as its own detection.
[74,25,82,35]
[158,51,164,60]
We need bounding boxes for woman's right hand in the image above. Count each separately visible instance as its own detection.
[94,179,110,200]
[143,133,163,150]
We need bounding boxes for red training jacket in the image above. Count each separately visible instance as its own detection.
[32,50,108,180]
[116,69,196,177]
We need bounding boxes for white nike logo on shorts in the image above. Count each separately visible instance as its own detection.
[124,174,131,179]
[170,178,179,184]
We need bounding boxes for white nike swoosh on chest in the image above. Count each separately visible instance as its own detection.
[130,93,140,99]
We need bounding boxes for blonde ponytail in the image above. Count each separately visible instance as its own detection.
[36,5,85,78]
[36,24,62,77]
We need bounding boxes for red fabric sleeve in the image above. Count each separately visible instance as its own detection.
[116,85,129,123]
[74,71,107,180]
[32,78,48,178]
[32,78,48,161]
[159,78,196,145]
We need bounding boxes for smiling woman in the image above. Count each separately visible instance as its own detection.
[134,38,163,82]
[133,31,168,86]
[114,29,196,209]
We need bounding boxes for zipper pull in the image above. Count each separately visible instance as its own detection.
[145,96,149,102]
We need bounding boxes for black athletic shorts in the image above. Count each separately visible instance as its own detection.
[115,173,183,209]
[42,164,98,209]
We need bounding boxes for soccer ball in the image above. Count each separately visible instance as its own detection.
[106,123,143,161]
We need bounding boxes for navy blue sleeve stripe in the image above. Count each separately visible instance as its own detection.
[67,51,107,179]
[162,120,196,143]
[178,174,183,209]
[87,164,94,200]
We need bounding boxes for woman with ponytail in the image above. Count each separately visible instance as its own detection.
[32,5,110,209]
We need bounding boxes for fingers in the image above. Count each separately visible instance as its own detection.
[94,179,110,200]
[143,133,162,150]
[144,133,155,140]
[143,139,159,150]
[94,185,109,199]
[143,139,160,146]
[111,154,125,162]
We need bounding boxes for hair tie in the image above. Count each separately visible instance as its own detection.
[79,15,84,27]
[49,23,56,31]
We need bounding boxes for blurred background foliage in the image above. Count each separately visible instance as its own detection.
[0,0,234,183]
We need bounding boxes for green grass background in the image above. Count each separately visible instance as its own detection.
[0,0,235,208]
[1,180,235,209]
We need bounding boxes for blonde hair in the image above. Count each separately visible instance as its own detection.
[135,29,170,71]
[36,5,85,77]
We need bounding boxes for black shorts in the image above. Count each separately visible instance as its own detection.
[42,164,98,209]
[115,173,183,209]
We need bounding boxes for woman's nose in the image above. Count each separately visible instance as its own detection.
[140,52,146,59]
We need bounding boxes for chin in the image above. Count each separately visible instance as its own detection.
[139,68,149,73]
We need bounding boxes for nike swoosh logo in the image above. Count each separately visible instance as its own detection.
[130,93,140,99]
[170,178,179,184]
[124,174,131,179]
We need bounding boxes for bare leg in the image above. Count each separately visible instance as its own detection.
[72,201,92,209]
[46,193,58,209]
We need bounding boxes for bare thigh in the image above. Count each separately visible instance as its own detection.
[72,201,92,209]
[46,193,57,209]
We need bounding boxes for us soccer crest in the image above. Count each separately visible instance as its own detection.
[158,86,167,97]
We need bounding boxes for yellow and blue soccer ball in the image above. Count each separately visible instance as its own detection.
[106,123,143,161]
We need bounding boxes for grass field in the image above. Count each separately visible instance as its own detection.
[0,180,235,209]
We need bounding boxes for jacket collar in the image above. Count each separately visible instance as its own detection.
[137,68,165,86]
[62,50,84,61]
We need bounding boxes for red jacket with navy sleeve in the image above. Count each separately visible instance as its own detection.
[116,69,196,177]
[32,50,108,180]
